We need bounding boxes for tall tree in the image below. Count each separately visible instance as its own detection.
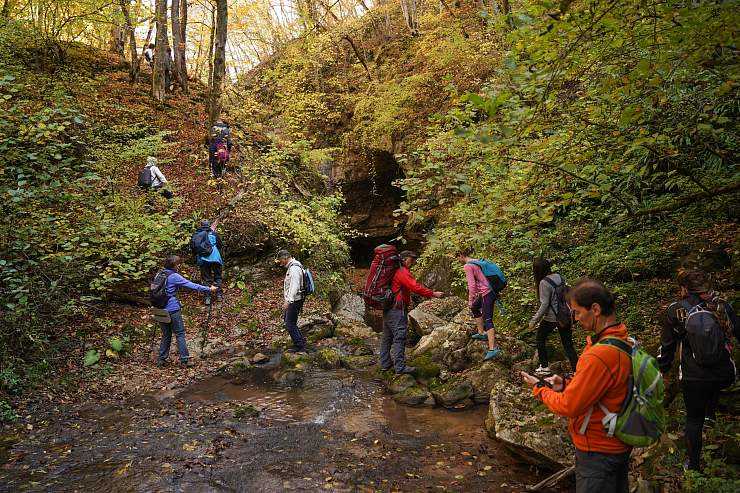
[208,0,227,125]
[118,0,140,82]
[171,0,182,90]
[152,0,168,101]
[178,0,188,93]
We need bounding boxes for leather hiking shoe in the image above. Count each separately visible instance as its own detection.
[395,366,416,375]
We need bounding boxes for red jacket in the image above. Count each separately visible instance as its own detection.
[391,266,434,307]
[533,323,632,454]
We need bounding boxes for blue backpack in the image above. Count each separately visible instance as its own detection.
[301,268,315,296]
[469,259,507,295]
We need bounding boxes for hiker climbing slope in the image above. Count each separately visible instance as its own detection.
[208,120,232,177]
[138,156,173,199]
[191,219,224,305]
[150,255,217,367]
[658,269,739,471]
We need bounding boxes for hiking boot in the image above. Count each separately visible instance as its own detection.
[396,366,416,375]
[471,333,488,341]
[180,359,195,367]
[483,348,502,361]
[380,365,393,371]
[534,365,551,376]
[204,295,211,305]
[286,347,306,354]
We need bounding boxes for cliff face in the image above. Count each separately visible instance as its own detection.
[232,3,498,253]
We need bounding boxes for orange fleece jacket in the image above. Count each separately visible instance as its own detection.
[533,323,632,454]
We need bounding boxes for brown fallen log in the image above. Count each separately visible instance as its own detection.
[527,465,576,491]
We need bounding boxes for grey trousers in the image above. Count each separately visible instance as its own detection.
[575,450,630,493]
[379,307,408,373]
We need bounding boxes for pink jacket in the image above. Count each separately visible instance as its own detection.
[463,263,491,306]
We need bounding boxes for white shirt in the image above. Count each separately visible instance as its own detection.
[283,259,304,302]
[147,164,167,188]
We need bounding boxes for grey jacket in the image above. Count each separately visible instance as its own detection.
[530,273,564,325]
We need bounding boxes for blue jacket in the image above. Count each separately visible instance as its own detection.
[197,232,223,265]
[163,269,211,313]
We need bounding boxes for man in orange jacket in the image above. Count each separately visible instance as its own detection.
[380,250,443,374]
[521,279,631,493]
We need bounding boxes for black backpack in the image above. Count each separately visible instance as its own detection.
[150,270,172,308]
[544,276,573,330]
[681,299,731,367]
[190,230,213,257]
[138,167,152,188]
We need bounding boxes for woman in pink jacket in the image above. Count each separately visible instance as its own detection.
[457,250,501,361]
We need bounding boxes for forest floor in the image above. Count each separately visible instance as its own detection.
[0,66,565,492]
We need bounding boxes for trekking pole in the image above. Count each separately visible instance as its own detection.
[200,301,213,358]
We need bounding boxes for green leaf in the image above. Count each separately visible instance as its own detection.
[83,349,100,367]
[109,337,123,353]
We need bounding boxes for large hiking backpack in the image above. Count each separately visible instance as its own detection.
[579,337,666,447]
[469,259,507,296]
[215,140,230,164]
[300,266,316,297]
[150,270,172,309]
[681,299,732,367]
[363,244,401,310]
[543,276,573,330]
[190,230,213,257]
[138,167,153,188]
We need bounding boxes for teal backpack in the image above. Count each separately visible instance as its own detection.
[579,337,666,447]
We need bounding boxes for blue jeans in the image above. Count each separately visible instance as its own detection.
[159,310,190,362]
[284,299,306,350]
[380,307,408,373]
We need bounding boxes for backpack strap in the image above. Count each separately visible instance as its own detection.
[542,276,560,316]
[597,337,633,357]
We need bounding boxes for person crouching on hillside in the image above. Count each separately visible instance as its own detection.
[658,269,738,471]
[156,255,217,367]
[381,251,443,374]
[521,279,632,492]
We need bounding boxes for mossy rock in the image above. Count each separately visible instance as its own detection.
[234,404,260,419]
[307,323,335,343]
[315,348,342,370]
[393,386,435,407]
[387,373,417,394]
[230,360,253,375]
[409,354,441,380]
[432,378,474,408]
[282,352,312,368]
[341,354,376,370]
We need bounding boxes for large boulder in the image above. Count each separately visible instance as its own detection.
[335,320,376,341]
[315,348,342,370]
[393,386,435,407]
[463,361,510,403]
[431,378,474,408]
[333,293,365,323]
[412,324,468,362]
[408,308,446,337]
[485,380,574,466]
[387,373,417,394]
[413,297,468,320]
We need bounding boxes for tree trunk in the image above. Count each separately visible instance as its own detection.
[1,0,13,19]
[152,0,168,101]
[110,26,126,64]
[400,0,418,36]
[178,0,188,93]
[118,0,140,82]
[171,0,181,90]
[208,0,227,126]
[206,4,215,96]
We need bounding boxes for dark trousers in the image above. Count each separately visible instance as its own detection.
[575,450,630,493]
[200,262,223,293]
[284,299,306,350]
[158,310,189,362]
[380,307,408,373]
[682,381,722,470]
[471,291,495,329]
[537,320,579,370]
[210,157,223,178]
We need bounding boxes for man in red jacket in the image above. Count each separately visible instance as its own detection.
[380,250,443,374]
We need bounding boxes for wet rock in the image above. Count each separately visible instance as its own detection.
[282,352,311,368]
[340,355,376,370]
[316,348,342,370]
[408,308,446,337]
[388,374,417,394]
[335,320,375,341]
[333,293,365,323]
[274,368,305,387]
[485,380,574,466]
[251,353,270,364]
[407,354,441,380]
[393,386,434,407]
[464,361,510,403]
[431,378,474,408]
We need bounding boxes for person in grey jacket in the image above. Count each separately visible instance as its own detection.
[144,156,173,199]
[528,258,578,375]
[277,249,307,353]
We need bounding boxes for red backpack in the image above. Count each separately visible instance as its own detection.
[363,244,401,310]
[215,140,229,164]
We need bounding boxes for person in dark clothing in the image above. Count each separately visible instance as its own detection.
[528,258,578,374]
[657,269,739,471]
[208,137,232,178]
[194,219,224,304]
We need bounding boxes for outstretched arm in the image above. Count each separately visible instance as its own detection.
[170,273,211,293]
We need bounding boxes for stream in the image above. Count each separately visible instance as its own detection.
[0,364,563,492]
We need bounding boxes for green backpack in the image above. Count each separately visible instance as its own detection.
[578,337,666,447]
